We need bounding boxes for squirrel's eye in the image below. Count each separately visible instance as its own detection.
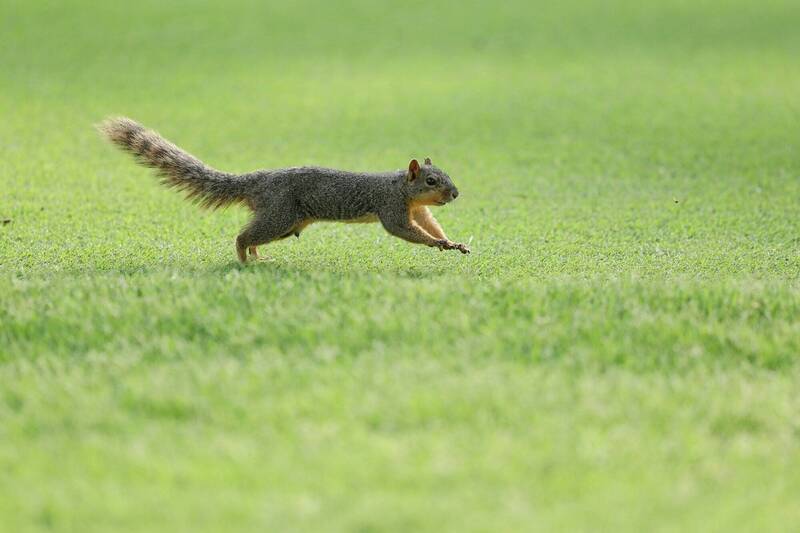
[425,177,436,186]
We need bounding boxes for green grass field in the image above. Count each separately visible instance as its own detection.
[2,0,800,531]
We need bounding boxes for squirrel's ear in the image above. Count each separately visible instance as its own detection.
[408,159,420,180]
[424,157,432,166]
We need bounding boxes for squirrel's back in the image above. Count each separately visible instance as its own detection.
[242,166,400,220]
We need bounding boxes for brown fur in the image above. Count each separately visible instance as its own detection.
[412,207,448,240]
[408,189,448,209]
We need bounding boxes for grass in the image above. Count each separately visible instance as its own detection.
[2,0,800,530]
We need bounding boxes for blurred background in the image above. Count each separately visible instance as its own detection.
[2,2,800,531]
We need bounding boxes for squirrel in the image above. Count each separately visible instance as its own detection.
[99,117,471,262]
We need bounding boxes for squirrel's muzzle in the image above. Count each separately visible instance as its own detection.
[444,187,459,203]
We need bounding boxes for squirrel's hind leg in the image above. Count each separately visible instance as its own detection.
[236,209,303,263]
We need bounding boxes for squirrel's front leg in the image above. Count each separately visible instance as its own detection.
[379,211,467,253]
[412,207,471,254]
[412,206,448,240]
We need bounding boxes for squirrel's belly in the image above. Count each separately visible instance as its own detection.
[342,214,379,224]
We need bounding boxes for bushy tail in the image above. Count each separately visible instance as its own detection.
[99,117,250,209]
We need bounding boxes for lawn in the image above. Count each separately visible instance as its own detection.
[2,0,800,531]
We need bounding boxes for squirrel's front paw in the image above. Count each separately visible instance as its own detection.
[432,240,470,254]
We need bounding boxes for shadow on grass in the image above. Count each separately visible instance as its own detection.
[38,253,460,281]
[206,257,455,280]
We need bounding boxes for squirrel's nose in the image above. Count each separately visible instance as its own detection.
[451,189,459,199]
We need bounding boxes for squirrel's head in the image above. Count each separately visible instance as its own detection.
[404,158,460,206]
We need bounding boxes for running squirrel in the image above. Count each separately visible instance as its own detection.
[100,117,470,262]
